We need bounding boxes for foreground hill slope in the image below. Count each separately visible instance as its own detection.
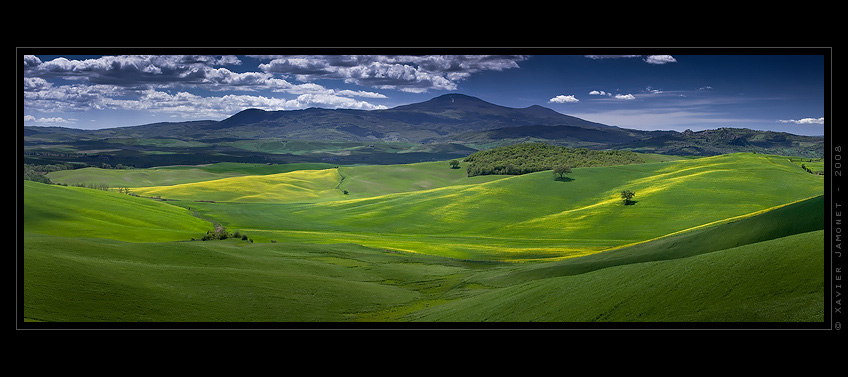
[402,229,824,322]
[23,180,210,242]
[23,196,824,322]
[486,194,824,284]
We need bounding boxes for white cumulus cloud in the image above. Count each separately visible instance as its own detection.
[549,95,579,103]
[24,115,72,124]
[644,55,677,65]
[585,55,677,65]
[778,117,824,124]
[615,94,636,100]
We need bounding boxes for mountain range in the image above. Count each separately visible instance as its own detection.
[23,93,825,165]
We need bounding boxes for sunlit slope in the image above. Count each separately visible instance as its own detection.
[338,160,508,198]
[129,160,508,203]
[186,153,823,260]
[133,168,344,203]
[483,194,824,285]
[401,195,825,321]
[46,162,336,188]
[46,165,241,188]
[403,229,824,322]
[23,180,210,242]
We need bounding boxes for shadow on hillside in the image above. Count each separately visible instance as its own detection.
[554,177,574,182]
[623,200,638,206]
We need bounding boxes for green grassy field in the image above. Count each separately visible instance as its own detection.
[21,152,825,324]
[132,168,345,203]
[403,230,824,322]
[789,157,825,174]
[46,162,337,188]
[173,153,823,261]
[22,201,823,322]
[23,180,211,242]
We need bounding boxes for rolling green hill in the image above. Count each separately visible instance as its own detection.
[485,194,824,285]
[337,160,509,199]
[45,162,337,188]
[22,196,824,322]
[177,153,822,261]
[23,180,211,242]
[125,160,510,203]
[131,168,345,203]
[21,150,825,324]
[402,230,823,322]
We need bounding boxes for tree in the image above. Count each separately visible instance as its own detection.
[449,159,460,169]
[621,190,635,205]
[553,165,572,180]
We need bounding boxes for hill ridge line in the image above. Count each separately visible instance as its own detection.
[600,194,824,254]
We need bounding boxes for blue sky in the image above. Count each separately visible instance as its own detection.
[21,51,827,136]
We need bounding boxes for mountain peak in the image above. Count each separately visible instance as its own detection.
[429,93,487,103]
[218,108,270,126]
[391,93,504,113]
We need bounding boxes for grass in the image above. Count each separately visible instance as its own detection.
[46,162,337,188]
[481,194,824,285]
[131,168,345,203]
[23,180,211,242]
[23,234,428,322]
[21,152,826,323]
[337,160,508,199]
[119,160,507,202]
[22,226,824,322]
[178,153,823,261]
[788,157,825,173]
[403,230,824,322]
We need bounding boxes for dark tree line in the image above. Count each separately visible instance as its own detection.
[800,163,824,175]
[23,162,135,185]
[463,143,644,177]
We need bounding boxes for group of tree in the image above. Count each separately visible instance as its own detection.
[72,182,112,191]
[23,163,84,184]
[196,229,252,242]
[23,162,135,185]
[463,143,644,177]
[800,163,824,175]
[98,162,134,170]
